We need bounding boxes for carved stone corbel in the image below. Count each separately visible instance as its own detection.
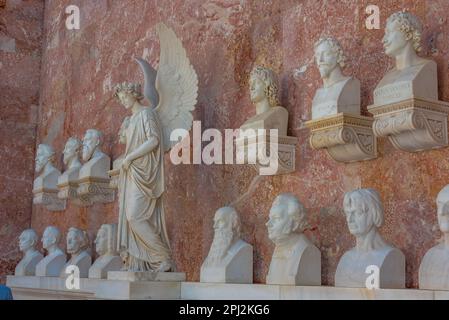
[77,176,115,205]
[235,133,297,175]
[57,181,92,207]
[33,188,66,211]
[368,98,449,152]
[305,113,377,162]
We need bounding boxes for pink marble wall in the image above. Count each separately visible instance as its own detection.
[9,0,449,288]
[0,0,44,283]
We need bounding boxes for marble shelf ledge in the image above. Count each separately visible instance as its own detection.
[7,276,449,300]
[7,275,182,300]
[181,282,447,300]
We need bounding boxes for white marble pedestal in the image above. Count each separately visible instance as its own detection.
[8,275,449,300]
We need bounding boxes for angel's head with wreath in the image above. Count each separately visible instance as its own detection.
[114,82,145,109]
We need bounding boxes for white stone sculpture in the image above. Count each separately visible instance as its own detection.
[57,137,83,202]
[312,37,359,119]
[15,229,43,276]
[335,188,405,288]
[306,37,377,162]
[236,66,297,175]
[419,185,449,290]
[200,207,253,284]
[240,66,288,135]
[77,129,114,205]
[265,193,321,286]
[32,144,66,211]
[108,117,130,189]
[368,11,449,152]
[114,23,198,273]
[89,224,123,279]
[61,227,92,278]
[35,226,67,277]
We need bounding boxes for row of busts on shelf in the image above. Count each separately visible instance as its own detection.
[200,186,449,290]
[238,11,449,169]
[32,127,126,210]
[15,224,122,279]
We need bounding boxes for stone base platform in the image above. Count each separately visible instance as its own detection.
[7,276,449,300]
[181,282,449,300]
[108,271,186,282]
[6,275,183,300]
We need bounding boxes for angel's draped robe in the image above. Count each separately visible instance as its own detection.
[117,107,172,271]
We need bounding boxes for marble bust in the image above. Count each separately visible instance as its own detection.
[79,129,111,180]
[419,185,449,290]
[372,11,437,106]
[35,226,67,277]
[61,227,92,278]
[239,66,288,136]
[335,189,405,288]
[15,229,43,276]
[312,37,360,119]
[57,137,82,197]
[32,144,61,201]
[200,207,253,284]
[265,193,321,286]
[88,224,122,279]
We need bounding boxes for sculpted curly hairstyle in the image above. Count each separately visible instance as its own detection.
[250,66,280,108]
[386,11,422,52]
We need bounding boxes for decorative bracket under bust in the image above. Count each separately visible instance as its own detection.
[305,113,377,162]
[368,98,449,152]
[235,132,297,175]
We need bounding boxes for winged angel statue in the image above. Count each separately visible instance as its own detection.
[114,23,198,272]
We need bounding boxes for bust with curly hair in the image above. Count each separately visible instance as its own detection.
[240,66,289,136]
[311,36,360,119]
[372,11,438,106]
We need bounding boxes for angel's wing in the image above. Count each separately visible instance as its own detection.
[154,23,198,152]
[135,58,159,108]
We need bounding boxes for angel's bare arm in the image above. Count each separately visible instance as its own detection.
[126,136,159,162]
